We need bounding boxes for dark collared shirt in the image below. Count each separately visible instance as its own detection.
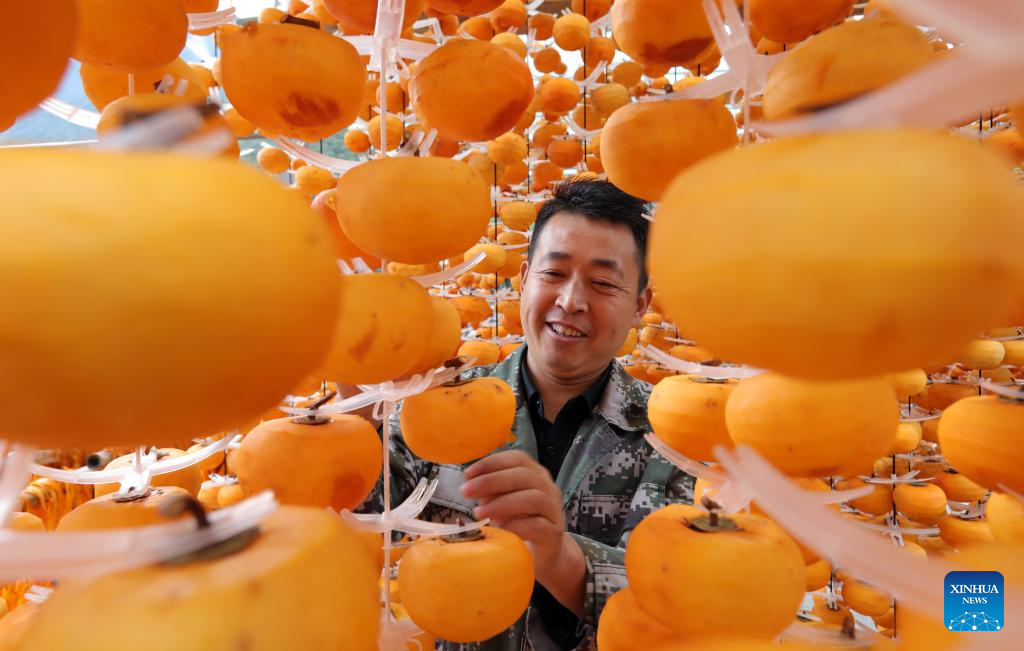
[519,348,612,649]
[519,351,613,483]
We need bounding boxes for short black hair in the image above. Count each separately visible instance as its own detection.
[527,178,650,291]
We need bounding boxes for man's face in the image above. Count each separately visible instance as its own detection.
[520,211,651,381]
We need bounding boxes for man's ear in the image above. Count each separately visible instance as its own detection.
[519,260,529,290]
[634,286,653,325]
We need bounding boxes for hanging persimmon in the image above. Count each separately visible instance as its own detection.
[236,414,382,511]
[625,503,805,639]
[398,526,534,643]
[399,377,515,464]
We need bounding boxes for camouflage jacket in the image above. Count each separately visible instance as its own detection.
[359,345,695,651]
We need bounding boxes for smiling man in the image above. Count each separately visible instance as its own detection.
[360,178,694,650]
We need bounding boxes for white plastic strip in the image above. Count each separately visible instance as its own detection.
[281,359,474,419]
[638,344,764,379]
[38,98,100,129]
[977,379,1024,401]
[274,136,362,175]
[187,7,236,30]
[0,491,277,582]
[0,443,36,524]
[413,251,487,287]
[92,107,205,151]
[887,0,1024,62]
[28,435,236,486]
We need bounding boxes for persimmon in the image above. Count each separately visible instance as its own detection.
[320,0,424,33]
[335,157,491,264]
[464,243,508,274]
[218,21,366,140]
[398,527,534,643]
[626,504,805,638]
[400,377,514,463]
[986,492,1024,543]
[94,449,202,497]
[344,129,371,153]
[0,2,75,126]
[893,483,948,525]
[80,58,207,111]
[367,114,404,151]
[236,415,382,510]
[889,421,923,455]
[23,507,380,651]
[885,368,927,400]
[648,375,736,462]
[725,373,898,477]
[934,469,988,503]
[552,13,590,51]
[649,130,1024,380]
[747,0,853,44]
[7,512,46,531]
[74,0,187,73]
[841,578,891,617]
[0,150,339,450]
[939,395,1024,494]
[805,559,832,592]
[407,297,463,374]
[425,0,502,16]
[763,19,932,120]
[937,515,994,549]
[611,0,715,68]
[96,93,239,158]
[601,99,737,201]
[612,61,643,88]
[318,273,433,384]
[597,587,678,651]
[847,480,896,517]
[309,189,380,267]
[957,338,1005,370]
[451,295,493,325]
[410,39,533,142]
[458,340,501,366]
[56,486,191,531]
[498,201,536,230]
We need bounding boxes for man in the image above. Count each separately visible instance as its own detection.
[360,178,694,650]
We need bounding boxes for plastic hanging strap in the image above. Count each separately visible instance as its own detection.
[38,98,101,129]
[0,443,36,524]
[274,137,363,175]
[187,7,236,30]
[0,491,277,582]
[888,0,1024,63]
[29,434,237,486]
[638,344,764,380]
[281,359,475,420]
[413,251,487,287]
[977,379,1024,401]
[92,106,205,152]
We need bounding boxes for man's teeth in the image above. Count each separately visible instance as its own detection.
[550,323,585,338]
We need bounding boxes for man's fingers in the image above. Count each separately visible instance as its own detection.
[463,449,535,480]
[473,488,561,526]
[461,466,557,500]
[498,516,553,548]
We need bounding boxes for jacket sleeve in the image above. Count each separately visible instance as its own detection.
[570,452,694,646]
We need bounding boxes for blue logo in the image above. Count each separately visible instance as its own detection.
[944,571,1004,632]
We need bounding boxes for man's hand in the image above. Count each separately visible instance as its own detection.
[461,450,587,616]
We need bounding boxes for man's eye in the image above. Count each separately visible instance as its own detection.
[540,270,563,278]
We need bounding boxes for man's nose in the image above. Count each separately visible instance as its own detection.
[555,277,588,313]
